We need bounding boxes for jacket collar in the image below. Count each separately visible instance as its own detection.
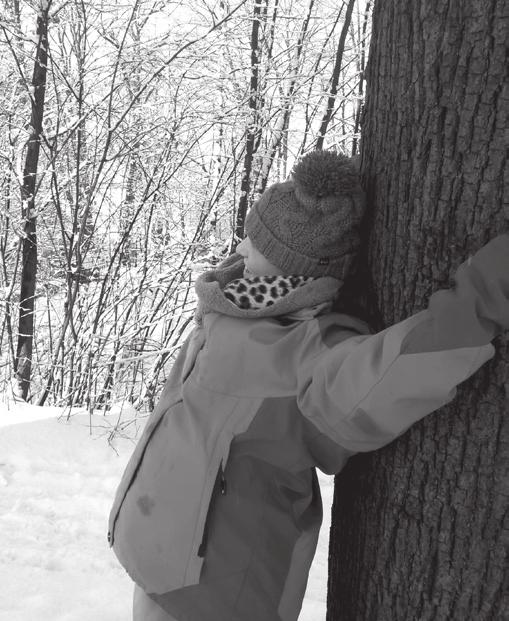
[194,253,342,325]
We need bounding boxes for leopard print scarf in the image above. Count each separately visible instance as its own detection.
[194,253,341,325]
[222,274,333,320]
[223,274,313,310]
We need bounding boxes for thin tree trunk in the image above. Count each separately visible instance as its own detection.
[327,1,508,619]
[234,0,263,243]
[255,0,315,194]
[351,0,371,156]
[315,0,356,150]
[14,2,51,400]
[0,150,17,367]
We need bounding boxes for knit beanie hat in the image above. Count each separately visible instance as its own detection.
[245,150,366,279]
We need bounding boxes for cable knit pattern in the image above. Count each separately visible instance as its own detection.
[245,150,366,279]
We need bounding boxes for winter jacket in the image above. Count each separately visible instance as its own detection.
[108,235,509,621]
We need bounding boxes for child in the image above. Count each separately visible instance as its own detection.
[108,150,509,621]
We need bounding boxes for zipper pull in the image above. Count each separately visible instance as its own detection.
[220,471,227,495]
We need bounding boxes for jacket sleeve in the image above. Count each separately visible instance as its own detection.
[297,234,509,453]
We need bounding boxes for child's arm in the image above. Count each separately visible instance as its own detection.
[297,234,509,453]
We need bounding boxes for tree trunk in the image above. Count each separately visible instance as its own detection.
[254,0,315,194]
[327,1,508,620]
[315,0,356,150]
[234,0,263,245]
[14,2,51,400]
[351,0,371,157]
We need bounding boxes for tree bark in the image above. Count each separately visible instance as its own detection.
[327,1,508,620]
[14,2,51,400]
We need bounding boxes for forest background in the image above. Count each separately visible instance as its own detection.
[0,0,370,415]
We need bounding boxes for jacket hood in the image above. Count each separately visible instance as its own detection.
[194,252,342,325]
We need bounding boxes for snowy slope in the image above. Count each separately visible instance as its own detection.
[0,404,333,621]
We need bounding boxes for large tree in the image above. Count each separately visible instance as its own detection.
[327,1,508,619]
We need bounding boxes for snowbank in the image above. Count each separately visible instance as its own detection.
[0,404,332,620]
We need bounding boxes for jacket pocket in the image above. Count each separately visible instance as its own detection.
[108,400,176,547]
[109,397,236,594]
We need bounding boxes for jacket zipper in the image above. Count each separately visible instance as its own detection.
[198,461,226,558]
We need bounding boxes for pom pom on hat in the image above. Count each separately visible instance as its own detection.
[292,150,360,199]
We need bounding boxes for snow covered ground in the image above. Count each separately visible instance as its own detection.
[0,403,333,621]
